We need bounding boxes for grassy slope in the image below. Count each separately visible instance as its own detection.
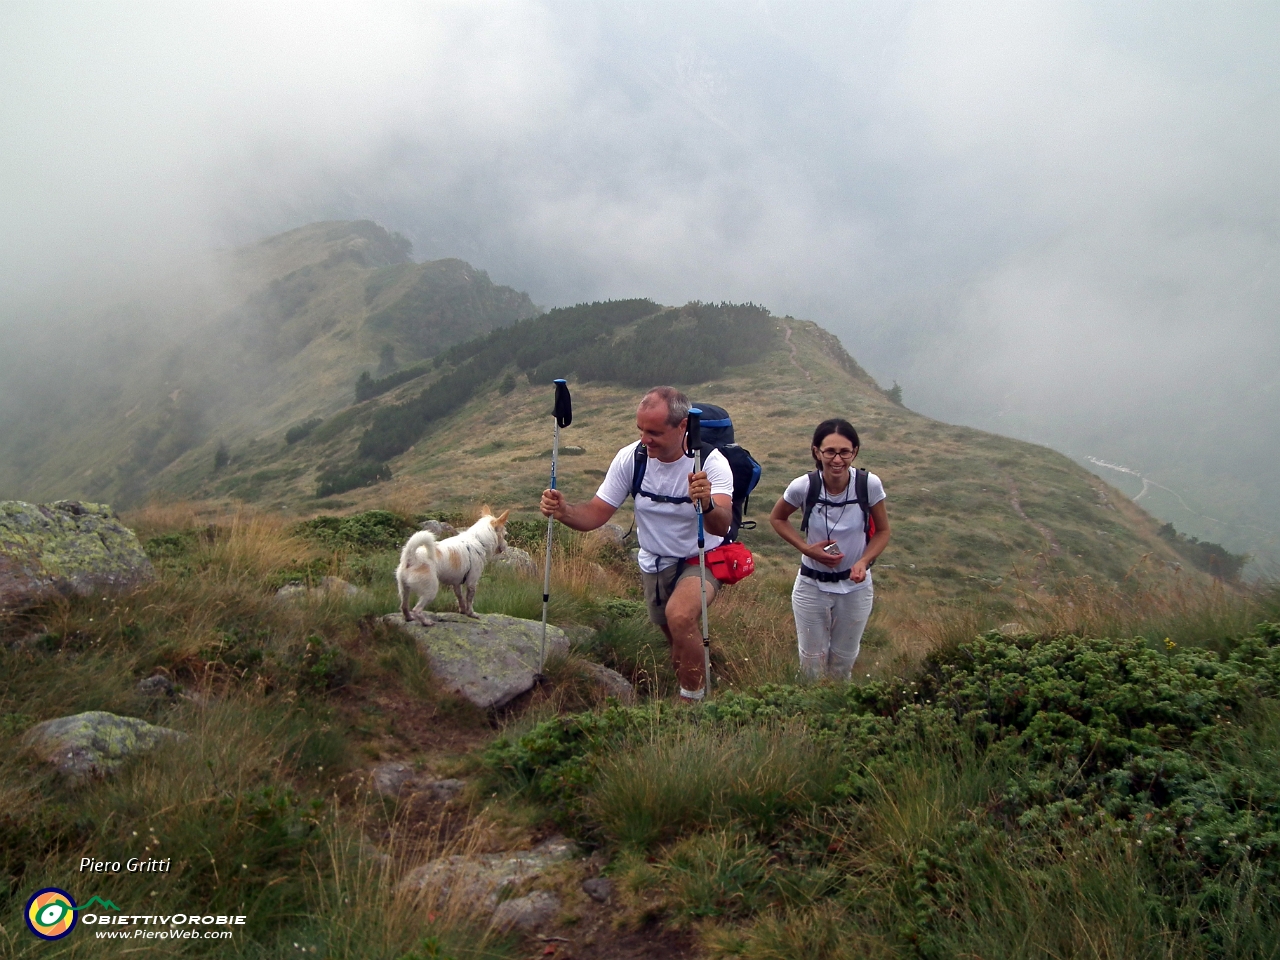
[0,221,536,508]
[174,313,1191,596]
[2,498,1274,959]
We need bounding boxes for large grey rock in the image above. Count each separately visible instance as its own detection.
[399,836,578,912]
[275,576,361,602]
[576,660,637,704]
[421,778,466,802]
[420,519,457,539]
[491,546,536,576]
[491,890,560,931]
[369,763,467,802]
[136,674,175,698]
[0,501,154,609]
[21,711,185,782]
[386,612,570,709]
[594,523,629,548]
[370,761,417,797]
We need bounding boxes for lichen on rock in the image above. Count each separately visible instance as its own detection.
[0,500,154,609]
[398,835,579,924]
[386,612,571,709]
[20,711,186,783]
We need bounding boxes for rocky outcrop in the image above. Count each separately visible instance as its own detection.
[386,612,571,709]
[368,762,465,802]
[492,890,560,932]
[275,576,361,601]
[0,501,154,609]
[420,519,457,539]
[399,836,577,931]
[136,674,176,699]
[20,711,185,782]
[593,523,629,549]
[492,546,536,576]
[576,660,637,704]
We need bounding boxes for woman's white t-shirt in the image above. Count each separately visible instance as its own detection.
[782,471,886,594]
[596,444,734,574]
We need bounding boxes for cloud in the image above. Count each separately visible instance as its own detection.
[2,0,1278,556]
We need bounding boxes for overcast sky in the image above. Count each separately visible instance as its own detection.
[3,1,1278,561]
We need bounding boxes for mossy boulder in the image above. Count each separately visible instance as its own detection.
[386,612,571,709]
[0,500,154,609]
[20,711,185,782]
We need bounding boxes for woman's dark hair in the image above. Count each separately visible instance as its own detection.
[810,418,860,468]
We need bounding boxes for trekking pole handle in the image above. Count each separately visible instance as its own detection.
[687,407,702,465]
[549,380,572,491]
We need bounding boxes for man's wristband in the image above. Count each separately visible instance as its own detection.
[701,497,714,513]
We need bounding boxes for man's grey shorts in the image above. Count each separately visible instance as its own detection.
[641,562,721,627]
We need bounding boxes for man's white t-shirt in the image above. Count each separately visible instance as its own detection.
[782,471,886,593]
[596,444,734,574]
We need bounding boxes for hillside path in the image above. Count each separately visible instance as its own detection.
[1007,479,1062,556]
[783,324,812,381]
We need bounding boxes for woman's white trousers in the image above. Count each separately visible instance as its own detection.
[791,574,874,681]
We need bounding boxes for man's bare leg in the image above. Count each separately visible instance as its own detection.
[662,575,717,694]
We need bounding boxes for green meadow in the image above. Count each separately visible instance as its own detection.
[2,505,1278,958]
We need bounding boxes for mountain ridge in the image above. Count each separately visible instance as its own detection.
[0,220,1205,593]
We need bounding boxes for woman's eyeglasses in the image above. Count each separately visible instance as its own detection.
[819,448,856,460]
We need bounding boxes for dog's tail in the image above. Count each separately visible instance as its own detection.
[399,530,438,570]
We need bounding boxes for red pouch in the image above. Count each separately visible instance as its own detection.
[695,542,755,585]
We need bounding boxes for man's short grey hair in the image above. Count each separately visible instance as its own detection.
[640,386,690,427]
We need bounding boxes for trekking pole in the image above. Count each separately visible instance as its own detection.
[539,379,573,678]
[688,407,711,697]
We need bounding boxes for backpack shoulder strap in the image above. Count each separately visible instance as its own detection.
[799,470,823,533]
[630,442,647,501]
[855,468,871,536]
[631,441,696,505]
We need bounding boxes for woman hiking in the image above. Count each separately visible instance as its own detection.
[769,418,891,681]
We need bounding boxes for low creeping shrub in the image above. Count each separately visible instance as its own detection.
[486,623,1280,956]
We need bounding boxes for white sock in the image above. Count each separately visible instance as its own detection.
[679,687,705,701]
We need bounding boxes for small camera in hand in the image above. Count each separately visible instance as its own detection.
[822,542,841,555]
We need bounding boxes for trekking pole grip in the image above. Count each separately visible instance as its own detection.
[687,407,702,465]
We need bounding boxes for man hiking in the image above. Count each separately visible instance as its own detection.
[539,386,733,701]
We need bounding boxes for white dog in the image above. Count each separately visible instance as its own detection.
[396,508,510,625]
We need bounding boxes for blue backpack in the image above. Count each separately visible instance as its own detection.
[629,403,762,542]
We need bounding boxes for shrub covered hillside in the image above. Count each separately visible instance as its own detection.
[0,220,537,509]
[489,622,1280,958]
[353,300,774,465]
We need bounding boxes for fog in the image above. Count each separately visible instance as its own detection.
[3,2,1278,564]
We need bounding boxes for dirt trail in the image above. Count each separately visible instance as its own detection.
[1007,480,1062,556]
[783,324,812,381]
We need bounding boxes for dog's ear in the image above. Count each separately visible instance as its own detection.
[494,509,510,526]
[480,504,492,516]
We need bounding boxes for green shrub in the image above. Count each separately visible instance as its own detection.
[298,635,353,692]
[286,417,324,444]
[355,363,430,402]
[315,459,393,497]
[488,624,1280,952]
[1160,522,1249,581]
[294,510,416,551]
